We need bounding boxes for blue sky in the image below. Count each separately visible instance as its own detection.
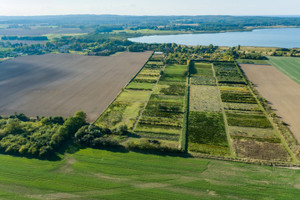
[1,0,300,16]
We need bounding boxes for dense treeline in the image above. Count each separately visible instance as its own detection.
[0,112,130,158]
[1,15,300,28]
[0,111,86,158]
[1,36,48,41]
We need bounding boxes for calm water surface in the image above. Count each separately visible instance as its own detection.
[129,28,300,48]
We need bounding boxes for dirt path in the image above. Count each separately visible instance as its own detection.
[240,64,300,143]
[0,52,152,122]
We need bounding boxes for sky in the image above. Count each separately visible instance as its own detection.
[0,0,300,16]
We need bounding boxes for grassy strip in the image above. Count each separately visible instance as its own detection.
[226,112,272,128]
[181,76,189,152]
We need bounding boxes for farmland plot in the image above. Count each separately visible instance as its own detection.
[96,57,163,129]
[0,52,152,122]
[190,85,221,112]
[240,63,300,143]
[188,62,230,155]
[135,64,187,144]
[212,62,292,161]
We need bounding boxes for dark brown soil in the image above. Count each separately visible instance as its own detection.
[0,52,152,121]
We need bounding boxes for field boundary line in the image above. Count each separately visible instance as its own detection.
[212,63,236,158]
[237,63,299,163]
[180,63,190,152]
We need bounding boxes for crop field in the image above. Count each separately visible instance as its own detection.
[95,90,151,129]
[96,56,162,129]
[214,62,292,161]
[240,63,300,143]
[0,52,152,122]
[228,126,279,141]
[190,85,221,112]
[267,56,300,84]
[187,62,230,155]
[0,148,299,199]
[186,61,293,162]
[134,64,187,145]
[188,112,229,155]
[213,62,246,85]
[93,58,294,163]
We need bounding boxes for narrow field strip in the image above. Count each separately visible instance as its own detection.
[134,64,188,146]
[188,62,231,156]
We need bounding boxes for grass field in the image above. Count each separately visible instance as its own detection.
[267,56,300,85]
[0,148,299,200]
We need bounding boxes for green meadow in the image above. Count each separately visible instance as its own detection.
[0,148,299,200]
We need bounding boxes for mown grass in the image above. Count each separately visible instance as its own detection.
[160,64,187,82]
[190,63,214,77]
[1,149,299,199]
[126,82,154,90]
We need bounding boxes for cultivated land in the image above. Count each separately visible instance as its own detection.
[0,52,152,121]
[267,56,300,85]
[240,64,300,143]
[0,148,299,200]
[96,58,297,163]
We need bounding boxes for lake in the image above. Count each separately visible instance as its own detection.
[129,28,300,48]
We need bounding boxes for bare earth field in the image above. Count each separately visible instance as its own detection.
[0,52,152,121]
[240,64,300,142]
